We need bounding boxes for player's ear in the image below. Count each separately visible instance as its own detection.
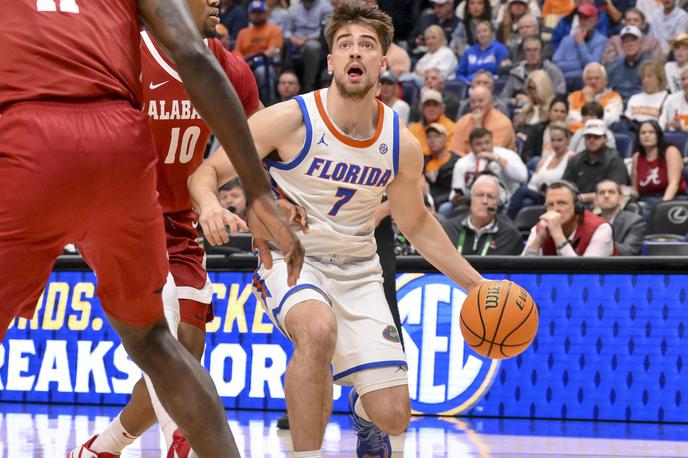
[327,54,334,74]
[380,56,388,74]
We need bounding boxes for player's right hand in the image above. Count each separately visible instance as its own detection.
[274,199,310,234]
[248,193,304,286]
[199,203,249,246]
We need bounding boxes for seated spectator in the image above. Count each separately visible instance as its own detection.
[552,4,608,90]
[661,66,688,130]
[266,0,289,31]
[451,86,517,156]
[631,120,687,208]
[522,180,615,256]
[496,0,535,50]
[500,35,566,109]
[456,21,509,83]
[595,179,647,255]
[569,101,617,152]
[602,8,663,64]
[650,0,688,53]
[441,174,525,255]
[409,89,456,156]
[218,177,247,219]
[386,42,412,79]
[457,70,511,117]
[409,68,460,122]
[272,70,301,105]
[219,0,249,50]
[520,95,570,162]
[567,63,623,132]
[424,123,459,208]
[552,2,611,51]
[408,0,462,58]
[283,0,333,92]
[379,72,410,124]
[460,0,493,47]
[444,128,527,214]
[414,25,459,82]
[606,25,651,104]
[666,32,688,93]
[513,69,556,130]
[625,60,669,125]
[508,123,573,217]
[501,15,554,73]
[562,119,630,203]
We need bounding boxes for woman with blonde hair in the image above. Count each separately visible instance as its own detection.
[516,69,555,129]
[625,60,669,124]
[414,24,458,81]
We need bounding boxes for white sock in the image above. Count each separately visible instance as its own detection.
[143,373,178,448]
[354,397,372,422]
[91,413,138,453]
[293,451,321,457]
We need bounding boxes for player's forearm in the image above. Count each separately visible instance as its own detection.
[400,211,484,291]
[188,163,223,214]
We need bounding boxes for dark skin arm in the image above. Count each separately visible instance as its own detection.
[138,0,303,283]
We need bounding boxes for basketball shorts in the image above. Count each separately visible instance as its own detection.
[253,253,408,394]
[0,100,168,339]
[164,210,213,329]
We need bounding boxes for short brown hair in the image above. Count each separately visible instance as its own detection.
[639,60,667,91]
[325,0,394,55]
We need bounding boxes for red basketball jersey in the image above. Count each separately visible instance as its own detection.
[140,31,260,214]
[1,0,142,109]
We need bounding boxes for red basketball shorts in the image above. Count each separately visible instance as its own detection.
[0,100,169,339]
[164,210,213,329]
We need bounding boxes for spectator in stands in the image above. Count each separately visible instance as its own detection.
[521,95,570,162]
[625,60,669,125]
[410,68,460,122]
[508,123,573,217]
[456,21,509,83]
[650,0,688,52]
[424,123,459,208]
[569,101,617,152]
[274,70,300,104]
[595,179,647,255]
[562,119,630,202]
[444,128,527,215]
[501,35,566,109]
[218,177,247,220]
[602,8,662,65]
[567,63,623,132]
[497,0,533,48]
[409,89,456,156]
[408,0,462,58]
[219,0,248,50]
[415,25,459,82]
[636,0,659,22]
[451,86,517,156]
[552,1,611,51]
[461,0,493,46]
[606,25,651,104]
[283,0,332,92]
[266,0,289,31]
[441,174,525,255]
[553,4,608,90]
[661,67,688,130]
[631,120,687,208]
[379,71,410,124]
[513,70,556,131]
[522,180,615,256]
[457,70,511,117]
[385,42,412,79]
[666,33,688,93]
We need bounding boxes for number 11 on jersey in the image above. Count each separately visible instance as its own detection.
[328,187,356,216]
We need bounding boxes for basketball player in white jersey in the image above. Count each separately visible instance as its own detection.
[189,2,487,456]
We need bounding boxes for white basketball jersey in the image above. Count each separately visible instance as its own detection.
[265,89,400,258]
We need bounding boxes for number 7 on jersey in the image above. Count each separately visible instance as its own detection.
[328,187,356,216]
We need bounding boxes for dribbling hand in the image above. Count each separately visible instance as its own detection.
[275,199,310,234]
[198,203,249,246]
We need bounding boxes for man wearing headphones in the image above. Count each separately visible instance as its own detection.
[522,180,615,256]
[442,174,524,255]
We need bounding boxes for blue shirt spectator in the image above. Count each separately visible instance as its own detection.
[456,21,509,83]
[552,5,611,51]
[553,6,608,81]
[605,25,651,103]
[219,0,248,45]
[283,0,333,41]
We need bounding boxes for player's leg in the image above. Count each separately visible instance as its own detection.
[354,383,411,436]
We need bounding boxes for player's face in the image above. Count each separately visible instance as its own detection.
[595,182,621,211]
[189,0,221,38]
[546,188,575,223]
[638,122,658,148]
[328,24,386,100]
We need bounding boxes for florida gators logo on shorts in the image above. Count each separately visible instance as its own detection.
[396,273,500,416]
[382,325,400,342]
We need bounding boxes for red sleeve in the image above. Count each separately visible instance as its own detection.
[209,39,260,116]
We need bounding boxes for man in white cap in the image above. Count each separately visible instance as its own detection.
[562,119,630,202]
[378,71,410,124]
[423,123,458,208]
[408,88,456,155]
[605,25,651,103]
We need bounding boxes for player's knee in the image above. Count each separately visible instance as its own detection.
[294,317,337,360]
[377,403,411,436]
[120,319,173,370]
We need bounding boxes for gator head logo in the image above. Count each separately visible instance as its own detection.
[382,325,400,342]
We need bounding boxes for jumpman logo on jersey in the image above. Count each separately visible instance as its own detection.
[317,133,329,147]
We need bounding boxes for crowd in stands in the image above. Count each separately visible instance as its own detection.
[214,0,688,256]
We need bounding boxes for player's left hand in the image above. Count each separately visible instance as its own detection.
[199,202,249,246]
[275,199,309,234]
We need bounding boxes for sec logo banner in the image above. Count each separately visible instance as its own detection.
[397,273,499,415]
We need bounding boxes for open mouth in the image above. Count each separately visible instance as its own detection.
[347,65,364,79]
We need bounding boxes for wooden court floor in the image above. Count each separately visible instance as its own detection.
[1,403,687,457]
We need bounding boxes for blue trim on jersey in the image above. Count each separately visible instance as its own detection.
[266,96,312,170]
[392,111,400,177]
[273,283,330,317]
[333,360,408,381]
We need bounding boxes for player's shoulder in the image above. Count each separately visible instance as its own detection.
[397,123,422,155]
[252,99,304,129]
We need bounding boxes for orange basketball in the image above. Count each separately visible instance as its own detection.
[460,280,539,359]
